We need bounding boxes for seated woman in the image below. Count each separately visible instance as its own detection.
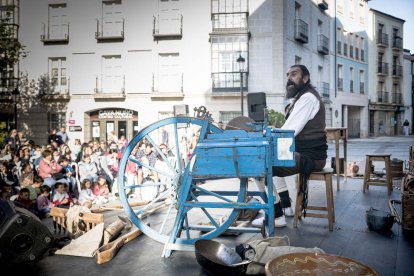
[37,149,68,189]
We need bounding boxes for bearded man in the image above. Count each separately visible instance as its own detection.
[253,64,328,228]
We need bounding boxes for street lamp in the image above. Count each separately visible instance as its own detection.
[237,54,246,116]
[11,88,20,129]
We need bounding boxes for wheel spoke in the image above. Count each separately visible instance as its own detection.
[145,134,176,173]
[135,186,174,216]
[173,123,182,173]
[158,197,175,235]
[128,156,175,179]
[192,184,233,203]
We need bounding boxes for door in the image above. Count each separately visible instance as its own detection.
[118,121,127,139]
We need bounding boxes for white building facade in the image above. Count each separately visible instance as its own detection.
[367,9,405,136]
[403,49,413,135]
[18,0,332,146]
[327,0,370,138]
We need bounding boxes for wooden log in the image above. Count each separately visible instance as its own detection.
[95,228,143,264]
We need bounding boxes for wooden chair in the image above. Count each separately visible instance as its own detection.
[363,154,392,194]
[294,168,335,231]
[50,207,104,233]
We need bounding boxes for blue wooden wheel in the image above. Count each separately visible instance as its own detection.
[118,117,247,245]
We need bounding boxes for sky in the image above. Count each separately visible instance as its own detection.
[368,0,414,52]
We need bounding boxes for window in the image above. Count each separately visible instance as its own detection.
[49,112,66,131]
[337,64,343,91]
[49,57,67,93]
[349,67,354,93]
[359,3,364,24]
[156,53,182,92]
[360,37,365,61]
[101,55,123,93]
[211,0,248,30]
[46,4,68,40]
[211,35,248,91]
[349,0,354,19]
[219,111,242,124]
[337,28,342,54]
[359,70,364,94]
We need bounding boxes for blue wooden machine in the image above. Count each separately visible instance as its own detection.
[117,108,295,257]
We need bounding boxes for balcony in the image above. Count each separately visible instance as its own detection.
[318,82,329,98]
[350,80,354,93]
[211,12,249,34]
[317,34,329,55]
[40,24,69,44]
[377,62,389,75]
[153,15,183,40]
[212,72,247,92]
[392,37,403,50]
[151,73,184,98]
[39,79,70,102]
[317,0,328,10]
[392,93,403,105]
[337,78,343,91]
[377,91,389,103]
[95,19,124,42]
[94,75,126,100]
[376,32,389,47]
[392,65,403,78]
[294,19,308,44]
[360,82,365,94]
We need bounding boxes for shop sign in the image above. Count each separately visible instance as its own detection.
[99,109,134,119]
[69,126,82,132]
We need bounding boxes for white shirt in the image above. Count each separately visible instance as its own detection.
[281,92,320,137]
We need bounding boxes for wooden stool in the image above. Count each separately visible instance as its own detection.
[294,168,335,231]
[363,154,392,194]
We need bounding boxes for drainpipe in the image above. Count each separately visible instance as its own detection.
[334,0,337,99]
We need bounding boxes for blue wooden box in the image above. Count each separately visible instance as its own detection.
[191,129,295,179]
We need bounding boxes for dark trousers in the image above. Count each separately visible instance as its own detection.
[271,152,326,216]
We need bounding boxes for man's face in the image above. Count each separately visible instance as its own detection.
[286,67,308,99]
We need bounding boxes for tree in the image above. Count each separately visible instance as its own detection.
[0,15,26,75]
[267,109,285,128]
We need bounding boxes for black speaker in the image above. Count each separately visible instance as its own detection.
[0,200,54,265]
[247,92,267,122]
[173,104,189,117]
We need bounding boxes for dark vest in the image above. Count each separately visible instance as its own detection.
[286,85,326,141]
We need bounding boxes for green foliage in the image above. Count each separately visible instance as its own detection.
[0,16,26,70]
[267,109,286,128]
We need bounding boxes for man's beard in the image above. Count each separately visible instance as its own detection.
[286,79,306,99]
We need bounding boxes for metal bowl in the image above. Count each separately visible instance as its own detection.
[265,252,378,276]
[194,240,250,276]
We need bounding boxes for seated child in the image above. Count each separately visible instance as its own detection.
[15,188,33,210]
[36,185,54,218]
[26,176,43,201]
[52,182,73,209]
[78,179,96,208]
[59,156,76,197]
[93,175,110,204]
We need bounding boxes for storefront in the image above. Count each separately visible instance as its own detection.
[88,108,139,143]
